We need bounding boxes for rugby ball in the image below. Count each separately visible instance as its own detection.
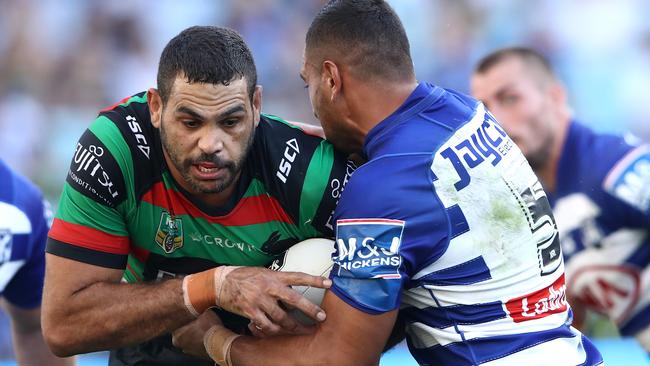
[269,238,335,324]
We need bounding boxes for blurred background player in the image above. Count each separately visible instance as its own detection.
[471,47,650,351]
[42,26,350,366]
[0,158,74,366]
[203,2,602,365]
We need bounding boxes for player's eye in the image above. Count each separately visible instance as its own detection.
[183,119,200,128]
[222,119,239,128]
[500,94,519,106]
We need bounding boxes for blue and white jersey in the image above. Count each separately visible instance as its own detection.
[0,158,50,309]
[329,83,602,365]
[550,122,650,344]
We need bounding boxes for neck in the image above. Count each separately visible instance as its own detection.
[537,117,570,193]
[347,78,419,138]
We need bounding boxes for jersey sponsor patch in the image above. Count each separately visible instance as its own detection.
[505,273,568,322]
[331,219,405,312]
[66,130,126,208]
[603,145,650,214]
[439,108,512,191]
[334,219,404,278]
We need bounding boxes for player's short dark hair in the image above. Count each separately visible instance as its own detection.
[306,0,414,82]
[474,47,555,79]
[157,26,257,103]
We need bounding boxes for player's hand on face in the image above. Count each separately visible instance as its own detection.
[172,310,222,359]
[219,267,330,335]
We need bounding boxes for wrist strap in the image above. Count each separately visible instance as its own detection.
[204,325,241,366]
[182,266,241,317]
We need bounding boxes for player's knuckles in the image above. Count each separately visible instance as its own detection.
[265,321,281,333]
[266,305,288,323]
[295,298,319,316]
[279,287,303,305]
[278,315,300,332]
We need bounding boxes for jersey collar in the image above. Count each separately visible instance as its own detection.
[363,82,444,159]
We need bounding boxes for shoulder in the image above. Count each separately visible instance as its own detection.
[65,92,156,208]
[0,160,45,233]
[601,143,650,215]
[254,114,326,149]
[565,124,650,215]
[95,92,156,161]
[422,87,480,131]
[567,123,634,180]
[250,114,337,182]
[247,114,352,235]
[336,153,436,219]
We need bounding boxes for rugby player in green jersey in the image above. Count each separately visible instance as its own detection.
[42,26,354,366]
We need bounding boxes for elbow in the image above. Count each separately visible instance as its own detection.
[42,321,79,357]
[43,331,74,357]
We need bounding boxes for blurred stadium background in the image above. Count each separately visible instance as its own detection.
[1,0,649,364]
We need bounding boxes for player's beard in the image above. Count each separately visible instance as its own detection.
[524,130,554,173]
[159,124,254,195]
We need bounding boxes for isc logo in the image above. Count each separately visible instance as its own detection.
[126,115,150,159]
[276,138,300,183]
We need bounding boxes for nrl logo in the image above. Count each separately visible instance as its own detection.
[155,211,184,253]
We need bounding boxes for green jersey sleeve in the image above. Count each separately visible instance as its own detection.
[47,115,134,269]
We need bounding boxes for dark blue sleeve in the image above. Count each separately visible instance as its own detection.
[328,157,450,314]
[3,195,50,309]
[601,144,650,221]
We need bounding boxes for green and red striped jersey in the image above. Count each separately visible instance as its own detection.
[47,92,355,283]
[46,92,356,365]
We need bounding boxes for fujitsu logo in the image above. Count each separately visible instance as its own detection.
[505,274,568,322]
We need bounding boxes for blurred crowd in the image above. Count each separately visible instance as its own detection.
[1,0,649,358]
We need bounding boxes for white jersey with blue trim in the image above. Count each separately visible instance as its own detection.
[329,83,602,365]
[0,159,51,309]
[550,122,650,346]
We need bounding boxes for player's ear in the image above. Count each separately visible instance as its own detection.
[549,82,567,106]
[322,60,341,102]
[252,85,262,128]
[147,88,163,128]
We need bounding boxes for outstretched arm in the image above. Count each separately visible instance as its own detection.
[42,254,330,357]
[41,254,192,356]
[206,290,398,366]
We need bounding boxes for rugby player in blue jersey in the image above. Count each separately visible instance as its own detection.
[202,1,603,365]
[0,159,75,366]
[472,47,650,352]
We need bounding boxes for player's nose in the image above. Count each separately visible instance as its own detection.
[197,126,225,155]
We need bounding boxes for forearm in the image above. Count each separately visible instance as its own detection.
[43,278,193,356]
[231,334,328,366]
[231,332,380,366]
[218,293,395,366]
